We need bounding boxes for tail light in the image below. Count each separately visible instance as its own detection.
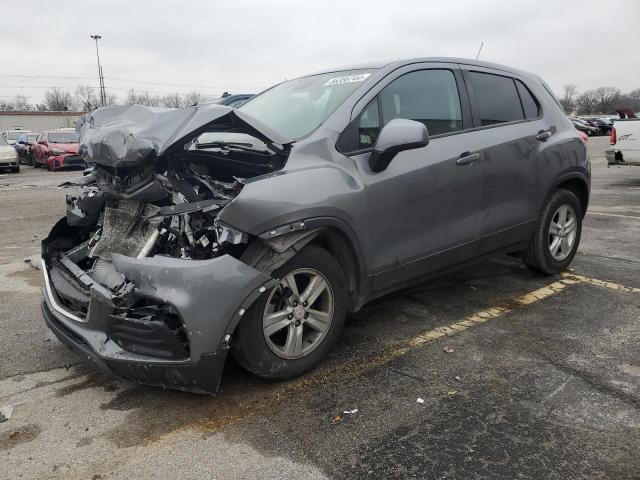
[610,127,616,145]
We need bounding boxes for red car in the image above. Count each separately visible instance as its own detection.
[32,130,83,171]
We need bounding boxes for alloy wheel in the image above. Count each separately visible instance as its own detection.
[548,204,577,261]
[262,268,334,360]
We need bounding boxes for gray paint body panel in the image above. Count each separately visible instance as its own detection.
[221,58,590,299]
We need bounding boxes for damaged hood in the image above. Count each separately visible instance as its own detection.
[78,104,293,168]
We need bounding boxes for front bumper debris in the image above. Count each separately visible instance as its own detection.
[42,254,275,394]
[49,154,84,170]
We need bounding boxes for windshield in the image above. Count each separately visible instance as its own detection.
[48,132,79,143]
[27,134,38,142]
[239,69,375,139]
[6,131,23,141]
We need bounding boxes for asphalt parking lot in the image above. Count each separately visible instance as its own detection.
[1,136,639,480]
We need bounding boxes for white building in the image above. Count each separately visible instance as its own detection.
[0,111,85,132]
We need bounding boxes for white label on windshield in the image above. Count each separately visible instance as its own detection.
[323,73,371,86]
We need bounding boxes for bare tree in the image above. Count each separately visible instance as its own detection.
[126,89,161,107]
[44,87,75,111]
[576,89,598,115]
[12,95,31,111]
[182,91,202,107]
[593,86,621,114]
[75,85,99,111]
[558,84,578,114]
[162,92,182,108]
[625,88,640,112]
[104,93,118,106]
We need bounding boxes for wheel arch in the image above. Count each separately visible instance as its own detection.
[241,217,368,313]
[544,172,590,218]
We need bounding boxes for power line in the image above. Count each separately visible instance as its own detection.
[0,73,261,90]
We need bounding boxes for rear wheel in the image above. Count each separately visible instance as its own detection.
[231,244,348,380]
[522,188,582,274]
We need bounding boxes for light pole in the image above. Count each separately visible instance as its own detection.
[90,34,106,106]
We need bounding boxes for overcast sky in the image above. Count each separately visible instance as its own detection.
[1,0,639,105]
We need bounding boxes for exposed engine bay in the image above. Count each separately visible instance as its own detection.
[42,104,292,334]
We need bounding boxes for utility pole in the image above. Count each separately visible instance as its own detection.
[90,34,106,107]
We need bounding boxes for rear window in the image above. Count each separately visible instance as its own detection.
[469,72,524,126]
[48,132,79,143]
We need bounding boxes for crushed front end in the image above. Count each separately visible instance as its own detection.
[41,104,289,393]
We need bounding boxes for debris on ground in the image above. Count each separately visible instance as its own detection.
[416,398,425,404]
[447,390,458,397]
[454,376,461,381]
[24,258,40,270]
[469,285,478,291]
[343,408,358,414]
[331,415,342,425]
[444,347,454,353]
[0,405,14,422]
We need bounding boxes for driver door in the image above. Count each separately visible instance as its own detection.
[351,66,484,292]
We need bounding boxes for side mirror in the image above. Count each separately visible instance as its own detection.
[369,119,429,172]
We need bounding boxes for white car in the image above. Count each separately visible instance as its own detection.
[607,117,640,166]
[0,135,20,172]
[1,129,27,146]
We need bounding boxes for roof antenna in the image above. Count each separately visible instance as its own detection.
[475,41,484,60]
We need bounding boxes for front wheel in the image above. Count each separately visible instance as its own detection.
[231,244,348,380]
[522,188,583,274]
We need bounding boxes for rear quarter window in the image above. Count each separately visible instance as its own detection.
[515,80,540,119]
[469,71,524,126]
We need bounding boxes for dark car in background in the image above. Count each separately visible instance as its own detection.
[42,58,589,394]
[584,117,612,136]
[14,132,38,164]
[570,117,598,136]
[32,130,82,170]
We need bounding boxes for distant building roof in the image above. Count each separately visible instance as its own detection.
[0,111,86,116]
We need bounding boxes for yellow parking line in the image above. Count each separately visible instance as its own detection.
[561,272,640,294]
[186,271,638,435]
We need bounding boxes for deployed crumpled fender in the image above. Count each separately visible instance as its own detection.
[42,251,277,394]
[78,104,293,169]
[111,253,276,358]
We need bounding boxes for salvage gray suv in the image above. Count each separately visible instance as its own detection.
[41,58,590,394]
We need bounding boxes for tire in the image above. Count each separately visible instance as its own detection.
[522,188,582,275]
[231,244,348,380]
[11,166,19,173]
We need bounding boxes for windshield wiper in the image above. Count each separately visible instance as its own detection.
[194,141,270,154]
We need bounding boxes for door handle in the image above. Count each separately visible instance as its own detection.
[536,130,553,141]
[456,152,480,166]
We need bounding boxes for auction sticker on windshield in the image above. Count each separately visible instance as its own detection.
[323,73,371,86]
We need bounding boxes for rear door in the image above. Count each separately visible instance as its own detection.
[461,67,546,252]
[344,64,484,292]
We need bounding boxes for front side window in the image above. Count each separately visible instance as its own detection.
[379,69,463,136]
[239,69,376,140]
[469,72,524,126]
[358,99,380,149]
